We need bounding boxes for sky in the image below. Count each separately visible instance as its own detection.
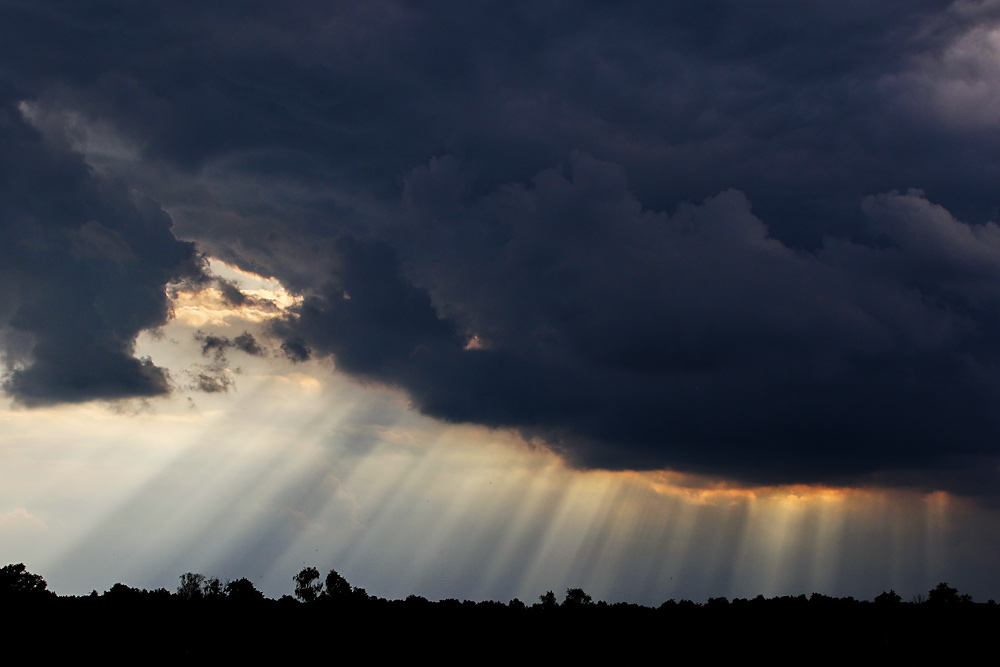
[2,0,1000,604]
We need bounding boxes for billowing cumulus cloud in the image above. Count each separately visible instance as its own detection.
[282,158,1000,490]
[5,1,1000,494]
[0,99,201,405]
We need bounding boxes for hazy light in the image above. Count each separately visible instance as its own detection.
[0,262,996,604]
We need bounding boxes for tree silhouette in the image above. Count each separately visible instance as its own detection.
[538,590,558,608]
[104,583,142,601]
[0,563,51,599]
[928,582,958,604]
[564,588,594,606]
[928,582,971,604]
[350,586,371,604]
[225,577,265,602]
[293,566,323,603]
[177,572,206,600]
[323,569,352,601]
[873,590,901,605]
[204,576,224,599]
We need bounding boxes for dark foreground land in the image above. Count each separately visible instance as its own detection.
[4,564,995,661]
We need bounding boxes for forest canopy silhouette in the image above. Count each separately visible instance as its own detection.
[2,562,994,659]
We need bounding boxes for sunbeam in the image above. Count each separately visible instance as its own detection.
[2,262,999,604]
[8,1,1000,612]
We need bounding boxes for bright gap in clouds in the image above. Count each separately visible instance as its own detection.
[0,260,997,604]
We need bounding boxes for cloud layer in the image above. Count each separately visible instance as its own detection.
[5,1,1000,492]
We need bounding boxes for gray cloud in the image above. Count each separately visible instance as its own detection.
[0,100,201,405]
[5,1,1000,493]
[187,331,265,394]
[280,156,1000,490]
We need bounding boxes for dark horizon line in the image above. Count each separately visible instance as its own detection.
[1,562,989,608]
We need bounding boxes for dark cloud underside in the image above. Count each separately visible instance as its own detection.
[4,1,1000,493]
[0,100,200,404]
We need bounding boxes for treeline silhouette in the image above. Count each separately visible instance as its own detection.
[2,563,994,659]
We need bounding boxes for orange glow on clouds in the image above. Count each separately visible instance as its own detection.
[634,468,882,507]
[2,255,995,605]
[171,259,301,327]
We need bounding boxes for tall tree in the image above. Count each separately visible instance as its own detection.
[224,578,265,603]
[0,563,51,599]
[323,569,352,601]
[177,572,206,600]
[564,588,593,607]
[293,567,323,603]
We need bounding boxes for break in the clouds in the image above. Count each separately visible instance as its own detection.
[5,1,1000,492]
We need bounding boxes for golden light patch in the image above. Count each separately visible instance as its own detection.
[171,288,301,326]
[170,259,302,326]
[464,335,486,350]
[624,468,885,511]
[206,258,284,292]
[287,372,323,392]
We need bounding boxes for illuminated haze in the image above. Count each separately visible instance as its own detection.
[2,1,1000,602]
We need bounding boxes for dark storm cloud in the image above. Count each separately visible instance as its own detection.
[0,100,201,405]
[6,1,1000,491]
[285,157,1000,486]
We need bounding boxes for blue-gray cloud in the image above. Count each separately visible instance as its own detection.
[5,1,1000,494]
[0,98,201,405]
